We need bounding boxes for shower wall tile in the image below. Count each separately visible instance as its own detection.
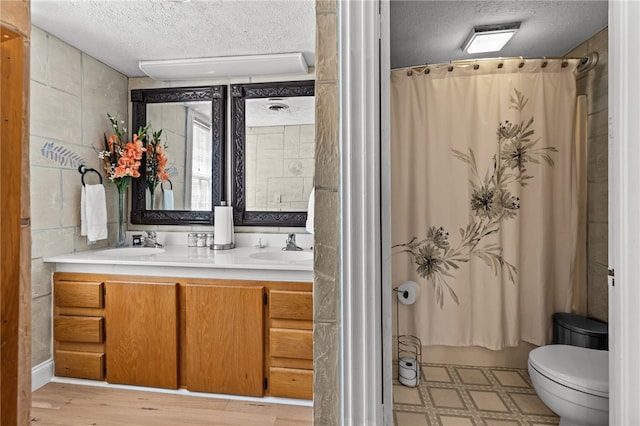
[587,262,608,322]
[568,28,609,322]
[314,273,338,323]
[587,222,608,266]
[587,180,608,224]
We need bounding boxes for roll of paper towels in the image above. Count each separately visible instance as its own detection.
[396,281,418,305]
[399,357,420,387]
[214,205,234,246]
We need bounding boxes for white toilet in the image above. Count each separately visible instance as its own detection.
[528,344,608,426]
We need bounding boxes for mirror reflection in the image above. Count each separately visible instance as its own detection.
[245,96,315,212]
[130,85,226,225]
[146,101,213,211]
[231,80,315,227]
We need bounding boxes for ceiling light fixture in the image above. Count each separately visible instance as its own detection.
[462,22,520,54]
[139,52,308,81]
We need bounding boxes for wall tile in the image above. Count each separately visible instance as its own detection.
[31,295,52,366]
[61,169,82,227]
[315,83,339,190]
[587,180,608,224]
[30,80,82,142]
[48,35,82,96]
[316,13,338,83]
[81,54,128,149]
[30,27,48,84]
[31,228,75,259]
[314,273,338,322]
[31,258,53,298]
[316,0,337,14]
[30,167,62,229]
[587,261,608,322]
[314,322,340,426]
[587,134,608,182]
[587,222,608,265]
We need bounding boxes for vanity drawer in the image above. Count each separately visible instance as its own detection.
[55,350,104,380]
[269,290,312,321]
[55,281,104,308]
[270,328,313,361]
[269,367,313,400]
[54,316,104,343]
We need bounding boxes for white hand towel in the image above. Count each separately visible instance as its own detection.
[81,184,108,243]
[162,188,174,210]
[305,187,314,234]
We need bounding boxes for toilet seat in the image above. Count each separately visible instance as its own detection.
[528,344,608,398]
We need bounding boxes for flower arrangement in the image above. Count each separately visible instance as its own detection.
[98,113,147,247]
[98,113,146,193]
[145,128,169,202]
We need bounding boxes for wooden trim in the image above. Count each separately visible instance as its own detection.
[0,24,29,426]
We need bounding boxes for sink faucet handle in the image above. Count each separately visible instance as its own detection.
[146,231,156,239]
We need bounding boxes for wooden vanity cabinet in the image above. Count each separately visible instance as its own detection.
[185,283,265,396]
[53,277,106,380]
[53,272,313,400]
[267,289,313,399]
[105,281,179,389]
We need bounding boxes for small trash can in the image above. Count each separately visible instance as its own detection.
[552,312,608,350]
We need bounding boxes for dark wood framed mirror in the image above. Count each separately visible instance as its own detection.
[130,85,226,225]
[230,80,315,226]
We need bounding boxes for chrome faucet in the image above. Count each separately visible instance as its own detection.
[143,231,163,248]
[283,233,303,251]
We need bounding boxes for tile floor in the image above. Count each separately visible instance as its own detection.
[393,363,559,426]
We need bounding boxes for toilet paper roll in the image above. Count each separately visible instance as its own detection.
[399,357,420,387]
[396,281,418,305]
[214,205,234,245]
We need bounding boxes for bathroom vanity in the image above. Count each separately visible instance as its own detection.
[46,244,313,400]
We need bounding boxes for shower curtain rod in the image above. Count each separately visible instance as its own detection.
[396,52,598,75]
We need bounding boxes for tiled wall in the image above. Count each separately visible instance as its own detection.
[566,28,609,322]
[314,0,340,424]
[29,27,128,365]
[246,124,315,211]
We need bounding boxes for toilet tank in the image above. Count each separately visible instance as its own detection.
[552,312,608,350]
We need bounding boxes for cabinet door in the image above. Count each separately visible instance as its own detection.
[105,281,178,389]
[185,284,264,396]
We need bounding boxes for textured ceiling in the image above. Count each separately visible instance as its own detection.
[30,1,608,79]
[31,0,317,78]
[390,1,608,69]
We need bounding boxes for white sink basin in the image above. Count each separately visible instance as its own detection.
[249,251,313,263]
[101,247,165,256]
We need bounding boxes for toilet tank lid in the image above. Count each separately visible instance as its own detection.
[553,312,608,336]
[529,344,608,397]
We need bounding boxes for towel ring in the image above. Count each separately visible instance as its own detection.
[161,180,173,191]
[78,165,103,186]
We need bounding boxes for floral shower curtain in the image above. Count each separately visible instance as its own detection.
[391,59,585,349]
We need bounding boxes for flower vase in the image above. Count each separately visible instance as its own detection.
[115,184,128,247]
[147,184,158,210]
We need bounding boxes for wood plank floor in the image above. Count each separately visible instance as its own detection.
[31,383,312,426]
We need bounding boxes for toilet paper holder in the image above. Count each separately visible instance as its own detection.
[394,282,422,387]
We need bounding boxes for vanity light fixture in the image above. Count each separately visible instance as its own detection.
[138,52,308,81]
[462,22,520,54]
